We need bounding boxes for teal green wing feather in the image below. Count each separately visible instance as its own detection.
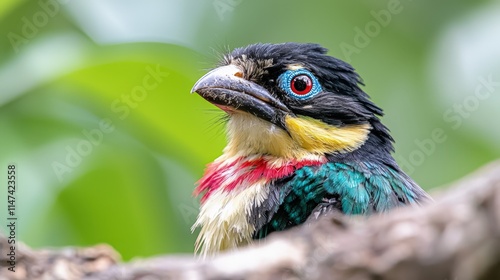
[252,162,428,239]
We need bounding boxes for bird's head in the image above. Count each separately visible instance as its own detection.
[192,43,393,160]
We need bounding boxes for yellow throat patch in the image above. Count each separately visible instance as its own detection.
[285,115,371,154]
[223,113,371,159]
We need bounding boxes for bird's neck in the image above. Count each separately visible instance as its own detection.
[222,113,371,159]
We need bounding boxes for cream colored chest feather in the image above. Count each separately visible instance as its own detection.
[192,180,269,256]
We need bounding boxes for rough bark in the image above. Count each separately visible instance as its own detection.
[1,161,500,280]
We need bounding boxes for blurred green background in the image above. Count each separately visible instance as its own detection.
[1,0,499,260]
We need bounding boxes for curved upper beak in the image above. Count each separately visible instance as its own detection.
[191,65,291,128]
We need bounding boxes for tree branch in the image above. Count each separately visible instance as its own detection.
[2,161,500,280]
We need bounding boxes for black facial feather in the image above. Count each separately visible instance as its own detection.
[223,42,395,161]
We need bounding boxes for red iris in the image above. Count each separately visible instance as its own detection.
[290,74,313,95]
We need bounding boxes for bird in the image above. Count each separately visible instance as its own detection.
[190,42,432,256]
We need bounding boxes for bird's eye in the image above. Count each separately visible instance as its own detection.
[291,75,312,95]
[278,69,322,100]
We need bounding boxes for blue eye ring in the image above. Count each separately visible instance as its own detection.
[278,69,322,100]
